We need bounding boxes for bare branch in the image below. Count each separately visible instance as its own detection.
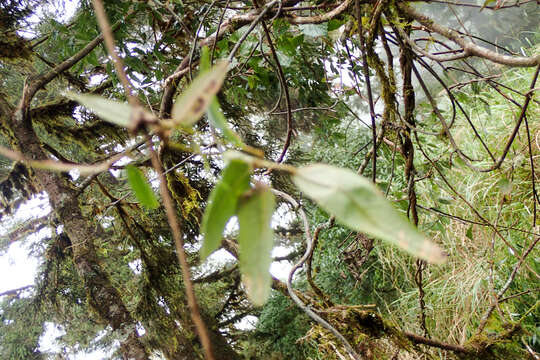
[398,3,540,67]
[287,0,353,24]
[0,144,127,175]
[272,189,363,360]
[0,285,34,297]
[1,215,49,245]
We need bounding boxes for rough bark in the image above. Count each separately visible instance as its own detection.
[2,95,150,360]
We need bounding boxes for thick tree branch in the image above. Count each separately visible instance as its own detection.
[0,215,49,245]
[16,27,115,117]
[398,3,540,67]
[404,332,469,354]
[0,285,34,297]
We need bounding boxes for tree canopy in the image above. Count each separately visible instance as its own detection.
[0,0,539,359]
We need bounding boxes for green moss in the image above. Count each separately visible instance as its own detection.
[464,323,526,359]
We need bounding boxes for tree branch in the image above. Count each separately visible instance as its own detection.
[398,3,540,67]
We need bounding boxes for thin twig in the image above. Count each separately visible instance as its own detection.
[91,0,135,103]
[146,136,216,360]
[477,237,540,334]
[228,0,278,62]
[188,0,218,81]
[524,115,538,226]
[253,0,293,163]
[90,1,215,357]
[355,0,377,182]
[211,0,232,65]
[0,144,127,175]
[272,189,362,360]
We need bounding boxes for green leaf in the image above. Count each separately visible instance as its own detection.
[66,92,131,128]
[126,165,159,209]
[499,178,512,195]
[327,19,345,32]
[298,23,327,37]
[200,46,245,146]
[200,46,212,71]
[437,197,453,205]
[237,185,275,306]
[480,0,496,10]
[200,160,251,259]
[207,98,245,146]
[171,60,229,126]
[466,225,474,240]
[292,164,446,264]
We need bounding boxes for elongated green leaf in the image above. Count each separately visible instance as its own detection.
[237,185,275,306]
[171,61,229,126]
[200,160,251,259]
[200,46,212,72]
[200,47,245,146]
[207,98,245,146]
[66,92,132,128]
[126,165,159,209]
[292,164,446,264]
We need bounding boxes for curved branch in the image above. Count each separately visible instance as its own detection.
[286,0,353,24]
[254,0,294,163]
[16,27,113,117]
[398,3,540,67]
[394,24,470,62]
[0,285,34,297]
[271,189,363,360]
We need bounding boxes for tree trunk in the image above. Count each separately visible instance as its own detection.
[4,98,150,360]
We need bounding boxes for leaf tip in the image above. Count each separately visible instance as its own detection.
[243,275,271,306]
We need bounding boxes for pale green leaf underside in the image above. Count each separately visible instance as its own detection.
[238,186,275,306]
[293,164,446,264]
[66,92,131,128]
[200,160,251,259]
[171,61,229,126]
[126,165,159,209]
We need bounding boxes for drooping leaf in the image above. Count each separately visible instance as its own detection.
[126,165,159,209]
[237,185,275,306]
[200,46,212,71]
[200,160,251,259]
[207,98,245,146]
[171,60,229,126]
[292,164,446,264]
[200,47,245,147]
[66,92,131,128]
